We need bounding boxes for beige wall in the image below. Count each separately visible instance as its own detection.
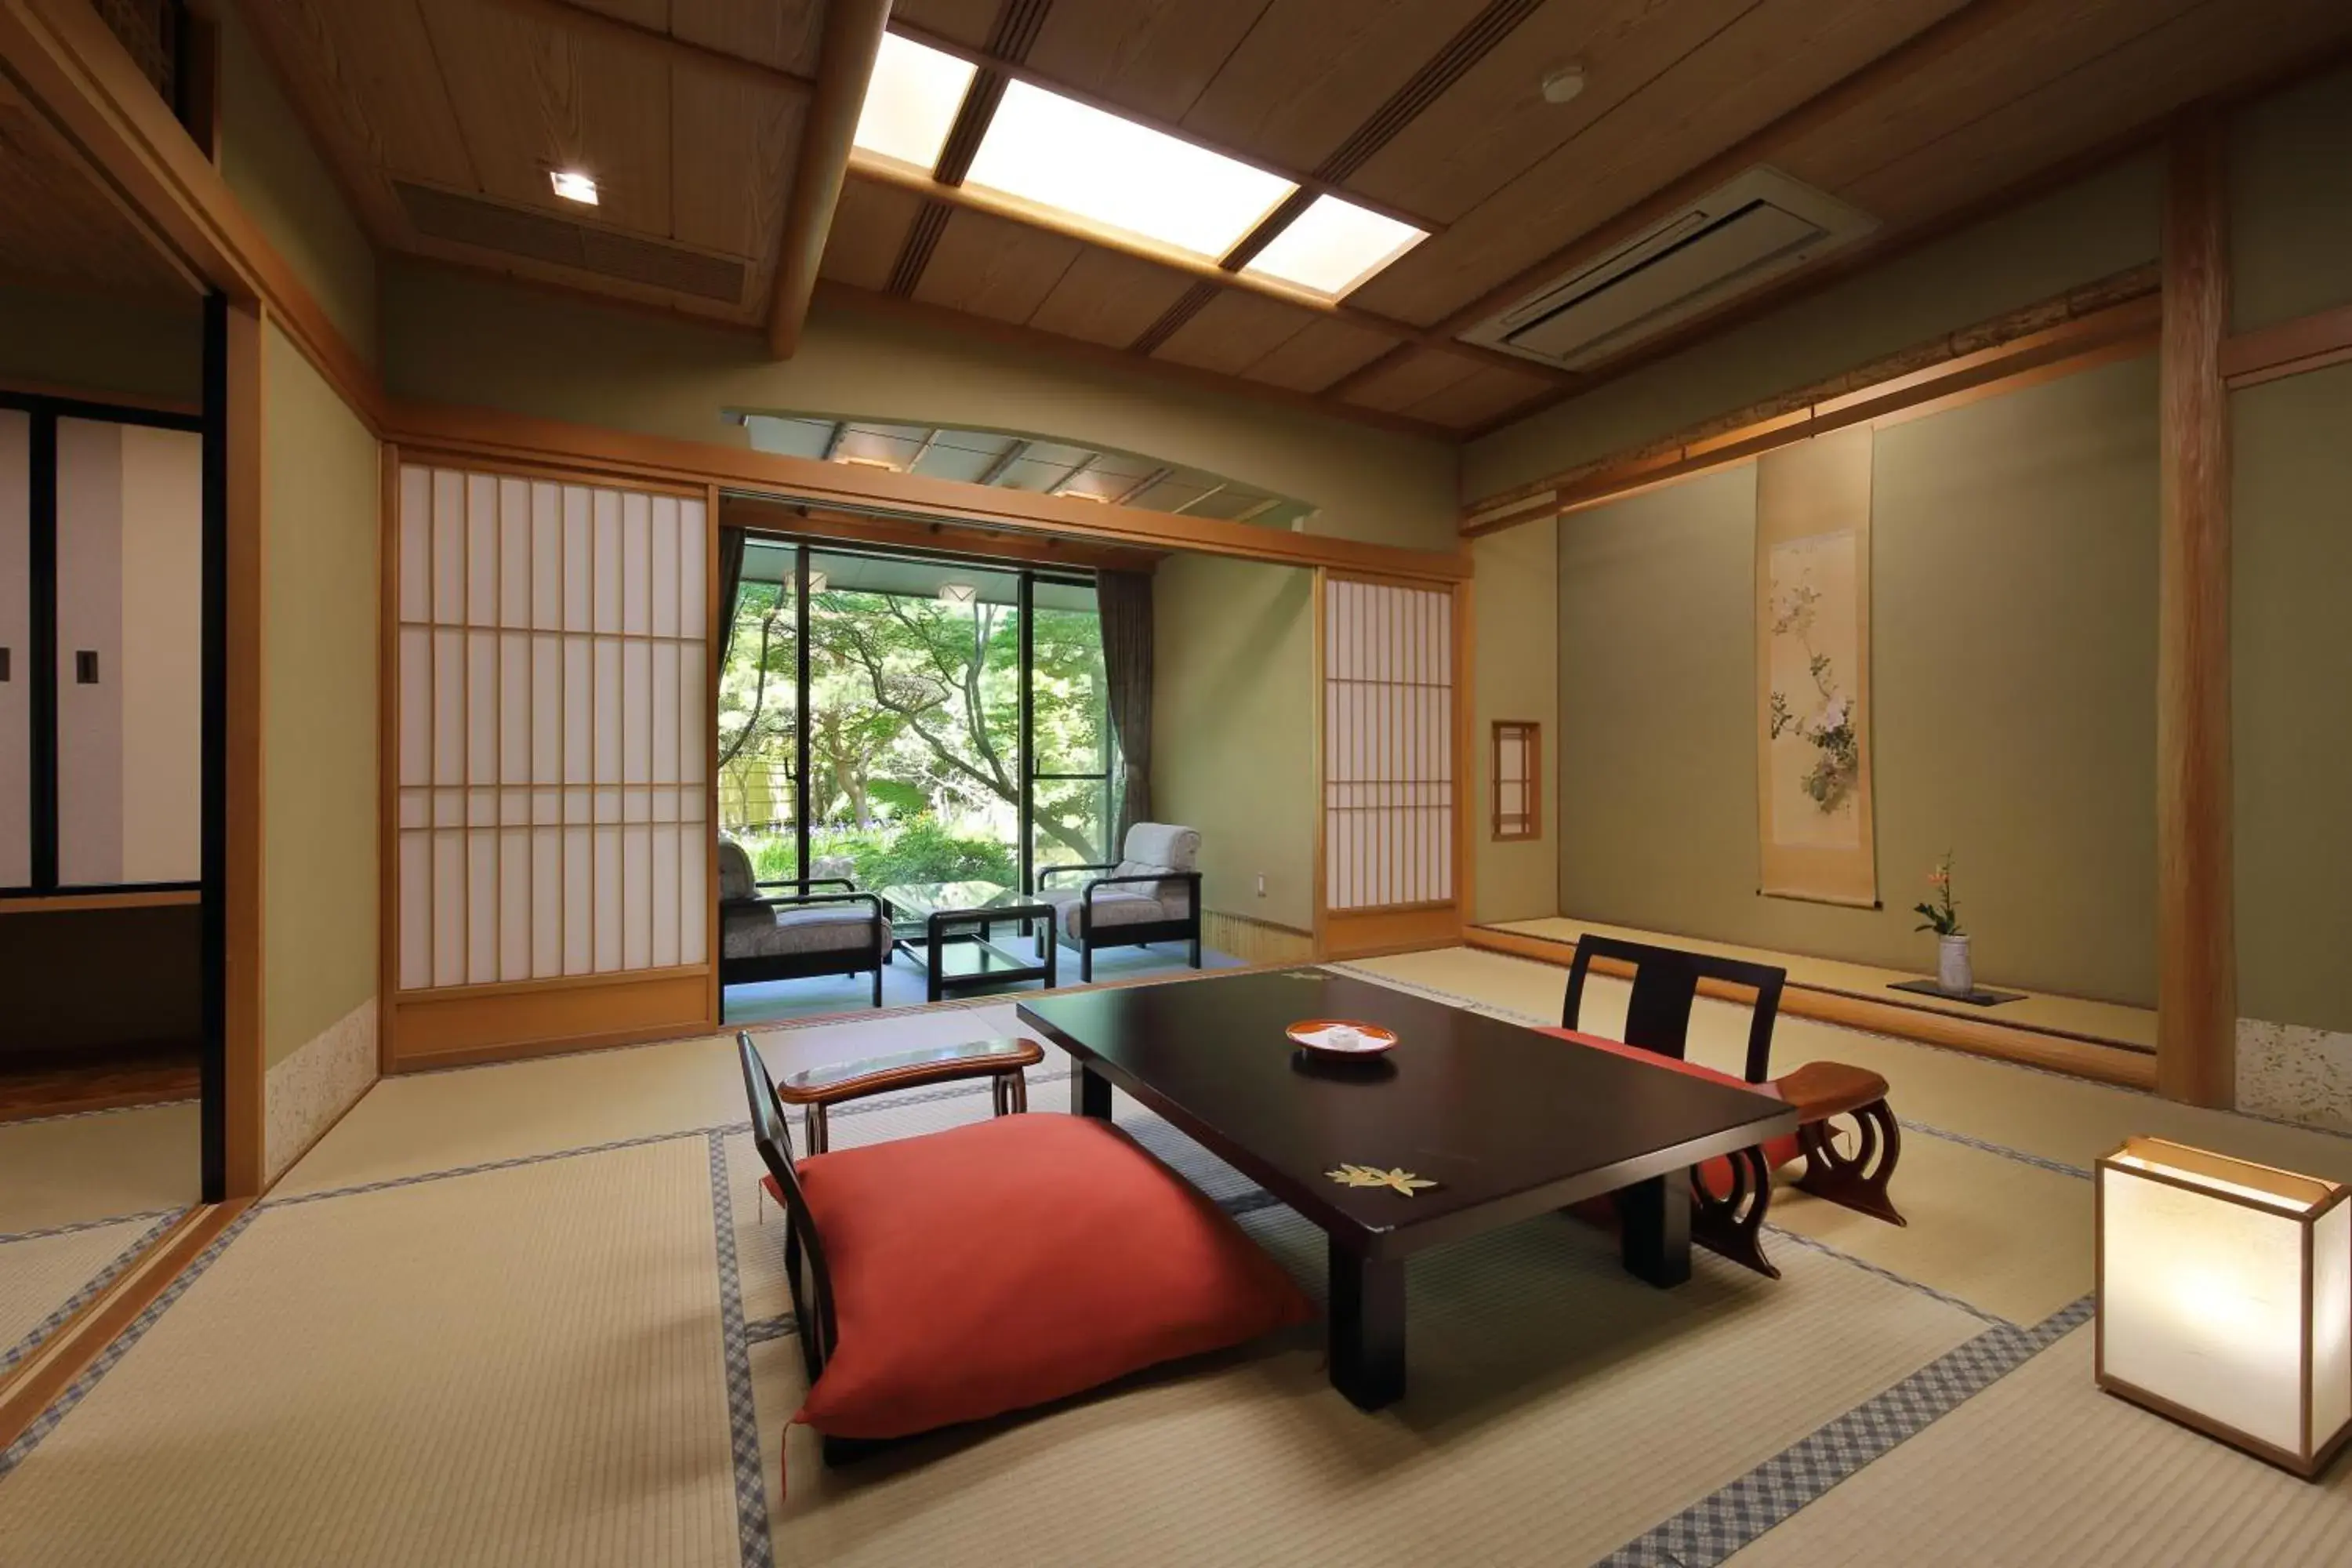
[1466,156,2162,501]
[215,4,378,364]
[2230,65,2352,333]
[1555,357,2159,1004]
[1472,524,1558,924]
[2234,362,2352,1036]
[261,323,379,1065]
[379,262,1458,553]
[2230,65,2352,1037]
[0,281,201,405]
[1151,553,1316,933]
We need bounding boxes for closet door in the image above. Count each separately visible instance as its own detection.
[0,411,27,890]
[54,417,202,887]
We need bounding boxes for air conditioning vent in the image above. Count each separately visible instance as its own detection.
[1461,169,1875,371]
[395,181,749,304]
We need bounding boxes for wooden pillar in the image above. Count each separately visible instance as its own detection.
[2155,111,2235,1107]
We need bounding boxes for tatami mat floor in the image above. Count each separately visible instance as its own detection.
[3,949,2348,1566]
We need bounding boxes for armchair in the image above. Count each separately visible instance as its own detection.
[717,839,888,1007]
[1036,822,1203,982]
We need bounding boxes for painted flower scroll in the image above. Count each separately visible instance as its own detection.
[1766,574,1862,817]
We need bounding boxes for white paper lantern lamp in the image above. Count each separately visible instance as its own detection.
[2097,1136,2352,1477]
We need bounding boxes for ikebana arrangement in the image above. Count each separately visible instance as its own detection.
[1914,851,1973,995]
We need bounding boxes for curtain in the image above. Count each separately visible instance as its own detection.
[715,525,747,664]
[1096,569,1153,848]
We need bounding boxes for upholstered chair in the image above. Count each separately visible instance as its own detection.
[1036,822,1204,982]
[717,839,890,1007]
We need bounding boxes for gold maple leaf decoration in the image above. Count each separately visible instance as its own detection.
[1325,1163,1439,1197]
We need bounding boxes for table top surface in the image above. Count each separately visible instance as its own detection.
[874,880,1018,919]
[1018,968,1797,1254]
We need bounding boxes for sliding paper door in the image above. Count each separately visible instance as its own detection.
[393,461,710,1062]
[1322,575,1459,929]
[54,418,202,887]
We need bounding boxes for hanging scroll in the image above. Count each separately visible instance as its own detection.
[1756,426,1877,906]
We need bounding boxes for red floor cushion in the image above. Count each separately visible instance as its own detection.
[1537,1028,1803,1196]
[789,1112,1312,1442]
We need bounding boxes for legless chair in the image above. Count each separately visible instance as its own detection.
[1554,935,1905,1279]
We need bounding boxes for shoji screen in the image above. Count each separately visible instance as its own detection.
[1324,577,1455,911]
[0,412,27,889]
[54,418,203,887]
[394,465,707,996]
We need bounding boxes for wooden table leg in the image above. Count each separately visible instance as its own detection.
[1329,1240,1406,1410]
[1071,1062,1112,1120]
[1620,1171,1692,1287]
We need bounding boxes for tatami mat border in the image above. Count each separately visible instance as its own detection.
[707,1131,775,1568]
[0,1208,260,1483]
[0,1211,186,1377]
[1599,1295,2098,1567]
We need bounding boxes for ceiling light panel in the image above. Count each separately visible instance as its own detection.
[965,81,1296,260]
[853,33,977,171]
[1244,194,1426,299]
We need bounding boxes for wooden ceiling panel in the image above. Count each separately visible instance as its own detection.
[1773,0,2205,199]
[1349,0,1969,328]
[1021,0,1276,127]
[0,76,190,299]
[1343,0,1755,227]
[1178,0,1490,179]
[418,0,675,238]
[1842,0,2352,230]
[1238,316,1401,393]
[1023,248,1199,347]
[670,64,806,260]
[1338,347,1482,414]
[819,178,924,291]
[1396,362,1557,429]
[673,0,827,76]
[887,0,1008,51]
[236,0,475,204]
[910,207,1087,323]
[1149,289,1319,377]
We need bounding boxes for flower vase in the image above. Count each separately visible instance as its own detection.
[1937,934,1975,997]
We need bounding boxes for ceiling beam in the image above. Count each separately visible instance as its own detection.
[820,419,848,459]
[1112,466,1172,506]
[1428,0,2047,339]
[847,157,1578,389]
[478,0,815,96]
[890,19,1436,235]
[907,427,944,470]
[1048,453,1098,493]
[887,0,1051,298]
[977,439,1032,485]
[768,0,891,358]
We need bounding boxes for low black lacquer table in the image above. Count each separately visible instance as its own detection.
[1017,968,1797,1410]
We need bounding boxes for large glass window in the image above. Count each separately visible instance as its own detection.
[716,539,1111,898]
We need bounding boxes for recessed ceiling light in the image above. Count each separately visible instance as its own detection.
[965,81,1295,260]
[854,32,977,171]
[550,169,599,205]
[1244,194,1427,299]
[835,454,898,470]
[1541,65,1586,105]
